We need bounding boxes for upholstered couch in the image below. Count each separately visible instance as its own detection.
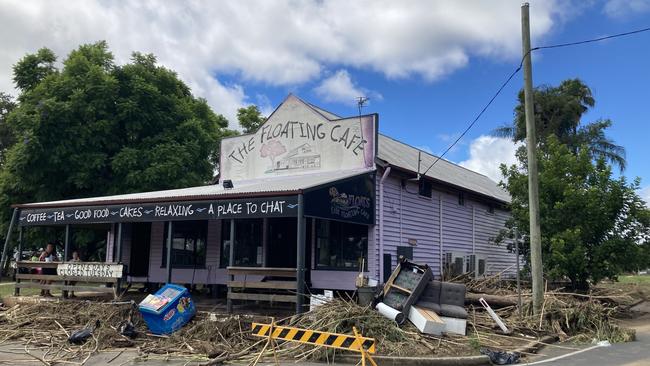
[415,280,468,319]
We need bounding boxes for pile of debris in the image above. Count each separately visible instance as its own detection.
[0,260,640,365]
[0,300,268,365]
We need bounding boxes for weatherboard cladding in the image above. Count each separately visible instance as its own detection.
[374,169,516,280]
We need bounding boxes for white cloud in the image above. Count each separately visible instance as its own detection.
[0,0,567,117]
[640,186,650,207]
[459,136,519,183]
[604,0,650,18]
[314,69,380,105]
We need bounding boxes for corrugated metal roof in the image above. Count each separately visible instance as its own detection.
[17,169,372,208]
[377,134,511,203]
[16,94,509,208]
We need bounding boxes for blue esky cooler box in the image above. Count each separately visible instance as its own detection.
[138,284,196,334]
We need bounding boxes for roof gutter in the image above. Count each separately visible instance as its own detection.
[12,190,303,210]
[378,165,391,283]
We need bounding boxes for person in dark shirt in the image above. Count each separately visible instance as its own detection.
[39,243,58,297]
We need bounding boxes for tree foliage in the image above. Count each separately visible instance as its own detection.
[237,105,266,133]
[0,92,17,163]
[12,48,57,93]
[0,42,233,229]
[497,138,650,289]
[494,79,626,171]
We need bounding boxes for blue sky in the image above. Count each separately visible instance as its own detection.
[0,0,648,201]
[238,4,650,191]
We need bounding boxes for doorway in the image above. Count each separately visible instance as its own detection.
[129,222,151,277]
[266,217,297,268]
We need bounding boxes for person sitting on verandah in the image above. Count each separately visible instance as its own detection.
[31,250,41,275]
[38,243,58,297]
[68,250,81,298]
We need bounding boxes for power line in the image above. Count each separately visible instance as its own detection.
[533,26,650,51]
[420,64,522,176]
[420,25,650,177]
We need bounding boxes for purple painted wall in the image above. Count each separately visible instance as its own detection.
[144,220,224,284]
[372,167,517,281]
[119,219,362,290]
[111,166,515,290]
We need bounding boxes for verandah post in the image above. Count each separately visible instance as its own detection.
[63,224,71,298]
[14,226,23,296]
[64,224,70,261]
[116,223,123,263]
[166,221,173,283]
[115,223,123,296]
[227,219,236,313]
[0,208,18,281]
[296,194,306,313]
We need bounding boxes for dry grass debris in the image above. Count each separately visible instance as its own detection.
[0,276,641,365]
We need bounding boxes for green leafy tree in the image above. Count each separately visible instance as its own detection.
[12,48,57,92]
[237,105,266,133]
[0,42,233,230]
[494,79,626,171]
[497,137,650,289]
[0,92,17,163]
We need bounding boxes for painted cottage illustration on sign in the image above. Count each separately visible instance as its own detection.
[274,143,321,171]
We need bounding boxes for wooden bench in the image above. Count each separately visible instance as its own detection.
[14,261,123,299]
[226,267,298,311]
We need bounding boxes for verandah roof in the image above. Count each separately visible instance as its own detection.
[14,168,373,209]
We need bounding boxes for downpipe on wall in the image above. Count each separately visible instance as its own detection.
[378,166,391,283]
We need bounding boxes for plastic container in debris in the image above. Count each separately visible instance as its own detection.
[138,284,196,334]
[357,286,376,306]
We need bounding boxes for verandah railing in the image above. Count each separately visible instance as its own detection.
[13,261,124,299]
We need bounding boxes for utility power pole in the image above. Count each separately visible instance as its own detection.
[521,3,544,315]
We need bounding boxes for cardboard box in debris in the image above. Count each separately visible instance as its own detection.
[371,257,467,336]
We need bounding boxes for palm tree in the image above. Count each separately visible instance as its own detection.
[494,79,626,171]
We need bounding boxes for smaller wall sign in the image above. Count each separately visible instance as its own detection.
[304,172,376,225]
[57,262,124,278]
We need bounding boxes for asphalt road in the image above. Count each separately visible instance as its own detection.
[522,313,650,366]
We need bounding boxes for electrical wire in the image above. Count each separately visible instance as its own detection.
[420,25,650,177]
[533,26,650,51]
[421,65,522,176]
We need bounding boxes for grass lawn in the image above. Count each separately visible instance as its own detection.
[598,274,650,304]
[0,278,64,300]
[617,274,650,285]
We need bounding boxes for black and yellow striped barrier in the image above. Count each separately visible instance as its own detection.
[251,322,376,354]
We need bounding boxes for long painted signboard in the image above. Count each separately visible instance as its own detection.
[18,196,298,226]
[220,95,376,181]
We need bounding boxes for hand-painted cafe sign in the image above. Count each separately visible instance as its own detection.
[18,196,299,226]
[220,95,376,181]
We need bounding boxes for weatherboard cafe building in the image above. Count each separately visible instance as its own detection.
[8,95,517,311]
